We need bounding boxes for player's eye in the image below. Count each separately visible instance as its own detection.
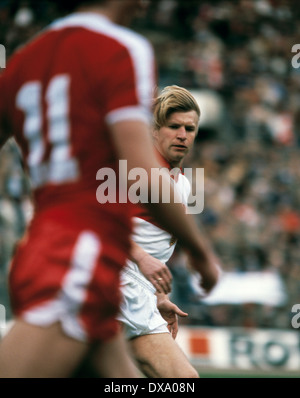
[186,126,196,132]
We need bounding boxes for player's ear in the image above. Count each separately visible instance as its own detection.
[152,128,159,139]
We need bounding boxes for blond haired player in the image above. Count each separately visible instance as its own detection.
[117,85,219,378]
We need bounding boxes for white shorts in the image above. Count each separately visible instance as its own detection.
[117,268,169,340]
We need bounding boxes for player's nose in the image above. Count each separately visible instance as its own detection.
[176,126,187,140]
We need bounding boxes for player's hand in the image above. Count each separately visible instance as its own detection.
[156,295,188,339]
[138,252,173,294]
[188,255,221,296]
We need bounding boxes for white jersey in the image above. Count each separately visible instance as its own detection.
[127,172,191,275]
[118,170,191,339]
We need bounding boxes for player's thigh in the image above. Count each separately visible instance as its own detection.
[0,319,88,378]
[129,333,199,378]
[92,331,140,378]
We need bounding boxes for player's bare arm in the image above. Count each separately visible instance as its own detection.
[129,240,172,294]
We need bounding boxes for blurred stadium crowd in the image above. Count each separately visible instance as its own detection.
[0,0,300,329]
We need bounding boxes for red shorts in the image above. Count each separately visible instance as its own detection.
[9,213,130,343]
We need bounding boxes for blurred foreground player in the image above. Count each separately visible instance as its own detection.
[0,0,219,378]
[118,86,218,378]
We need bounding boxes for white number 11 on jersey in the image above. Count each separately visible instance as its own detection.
[16,74,79,188]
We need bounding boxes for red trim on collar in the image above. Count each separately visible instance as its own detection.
[154,148,183,178]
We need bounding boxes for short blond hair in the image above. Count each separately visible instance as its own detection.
[153,85,200,130]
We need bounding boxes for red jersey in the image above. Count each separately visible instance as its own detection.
[0,12,156,233]
[0,12,157,342]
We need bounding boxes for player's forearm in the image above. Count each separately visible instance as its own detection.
[129,240,148,265]
[155,292,169,307]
